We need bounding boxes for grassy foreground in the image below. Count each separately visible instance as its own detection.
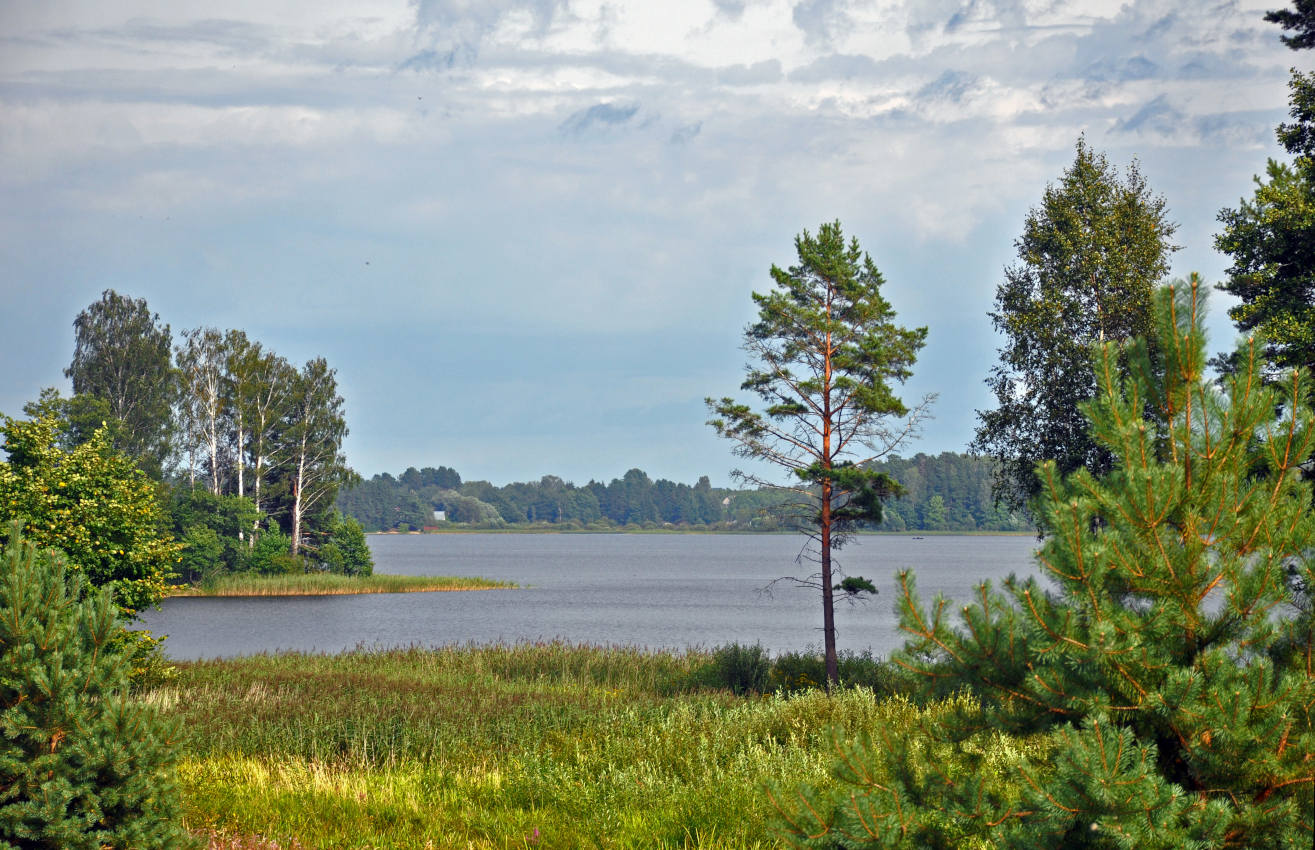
[151,644,968,849]
[169,572,514,597]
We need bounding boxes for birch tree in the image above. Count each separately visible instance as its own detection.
[284,358,350,555]
[972,139,1177,514]
[238,348,296,529]
[175,327,229,495]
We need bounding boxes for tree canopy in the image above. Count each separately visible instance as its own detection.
[973,138,1177,515]
[1215,2,1315,377]
[0,415,180,616]
[64,290,176,477]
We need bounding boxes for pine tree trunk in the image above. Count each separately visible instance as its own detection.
[822,307,838,692]
[821,480,838,691]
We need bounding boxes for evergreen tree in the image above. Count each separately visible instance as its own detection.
[0,526,190,849]
[708,221,932,689]
[777,279,1314,847]
[973,138,1177,515]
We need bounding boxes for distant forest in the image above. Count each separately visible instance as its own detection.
[336,452,1032,533]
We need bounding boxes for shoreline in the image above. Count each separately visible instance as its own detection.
[166,573,515,598]
[369,527,1036,537]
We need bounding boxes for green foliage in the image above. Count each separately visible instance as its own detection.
[690,643,773,695]
[244,529,298,576]
[177,524,224,585]
[973,138,1177,514]
[768,649,908,697]
[64,289,177,477]
[169,488,262,580]
[1215,4,1315,380]
[781,281,1315,847]
[1266,0,1315,51]
[316,512,373,576]
[707,221,931,687]
[1216,158,1315,377]
[0,414,181,615]
[0,526,190,849]
[338,467,745,530]
[833,575,877,596]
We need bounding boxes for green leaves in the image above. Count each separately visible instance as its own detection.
[974,138,1177,514]
[0,415,180,616]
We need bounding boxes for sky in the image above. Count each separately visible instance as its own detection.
[0,0,1309,488]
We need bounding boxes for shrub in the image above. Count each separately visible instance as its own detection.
[316,512,373,576]
[693,642,773,695]
[0,526,190,848]
[245,529,296,575]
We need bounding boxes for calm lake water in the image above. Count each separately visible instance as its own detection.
[140,533,1043,660]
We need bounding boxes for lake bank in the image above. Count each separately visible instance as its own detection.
[167,572,515,598]
[371,526,1035,536]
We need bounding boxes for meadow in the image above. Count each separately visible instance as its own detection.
[152,643,1024,849]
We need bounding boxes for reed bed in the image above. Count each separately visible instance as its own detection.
[156,643,943,849]
[169,573,514,597]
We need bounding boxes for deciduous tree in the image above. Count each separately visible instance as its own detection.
[0,414,180,616]
[708,221,931,689]
[64,290,176,477]
[1215,3,1315,376]
[282,357,352,555]
[176,326,229,495]
[972,139,1176,514]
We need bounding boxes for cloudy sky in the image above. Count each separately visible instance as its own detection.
[0,0,1307,487]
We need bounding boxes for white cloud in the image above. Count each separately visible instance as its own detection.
[0,0,1306,481]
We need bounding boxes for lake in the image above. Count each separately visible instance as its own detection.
[140,533,1043,660]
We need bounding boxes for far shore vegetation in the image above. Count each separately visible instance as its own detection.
[338,451,1033,536]
[167,572,513,597]
[370,525,1034,536]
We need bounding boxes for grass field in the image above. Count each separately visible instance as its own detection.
[168,573,514,597]
[154,643,967,849]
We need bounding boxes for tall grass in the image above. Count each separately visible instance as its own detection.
[169,573,513,597]
[155,643,953,849]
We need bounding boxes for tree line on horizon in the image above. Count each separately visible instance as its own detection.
[335,452,1031,533]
